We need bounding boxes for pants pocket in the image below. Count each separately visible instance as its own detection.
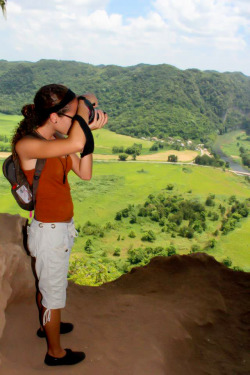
[27,225,37,257]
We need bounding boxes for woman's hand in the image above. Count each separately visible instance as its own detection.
[80,92,98,107]
[89,110,108,131]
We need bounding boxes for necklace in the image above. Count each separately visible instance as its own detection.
[58,156,68,184]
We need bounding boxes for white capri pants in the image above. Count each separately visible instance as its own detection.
[27,218,77,324]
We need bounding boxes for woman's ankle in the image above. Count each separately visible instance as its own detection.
[47,348,66,358]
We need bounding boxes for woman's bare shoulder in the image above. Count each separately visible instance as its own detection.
[15,135,43,154]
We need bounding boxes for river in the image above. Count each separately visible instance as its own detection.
[212,136,250,174]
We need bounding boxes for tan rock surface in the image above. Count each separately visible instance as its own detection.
[0,213,249,374]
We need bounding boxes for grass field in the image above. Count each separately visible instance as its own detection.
[0,114,249,274]
[215,130,249,163]
[0,113,21,136]
[0,112,154,155]
[93,128,153,155]
[1,159,249,271]
[0,113,198,160]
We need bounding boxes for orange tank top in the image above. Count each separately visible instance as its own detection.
[23,156,73,223]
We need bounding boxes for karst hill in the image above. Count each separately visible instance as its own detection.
[0,60,249,142]
[0,213,249,374]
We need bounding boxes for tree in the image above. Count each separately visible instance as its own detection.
[0,0,7,17]
[141,230,156,242]
[167,245,176,256]
[118,153,128,161]
[84,239,93,254]
[128,230,136,238]
[166,183,174,190]
[113,248,121,256]
[125,143,142,156]
[168,154,178,162]
[150,143,159,151]
[132,153,137,160]
[222,257,232,267]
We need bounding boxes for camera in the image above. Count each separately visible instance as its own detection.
[78,96,106,124]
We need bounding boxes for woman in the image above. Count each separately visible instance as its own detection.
[13,84,108,366]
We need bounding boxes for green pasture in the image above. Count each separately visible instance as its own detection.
[71,162,249,225]
[211,218,250,272]
[0,114,249,274]
[0,160,249,271]
[215,130,249,162]
[93,128,153,154]
[0,113,21,136]
[0,113,154,155]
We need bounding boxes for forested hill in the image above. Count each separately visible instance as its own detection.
[0,59,249,142]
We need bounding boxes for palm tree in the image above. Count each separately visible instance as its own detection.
[0,0,7,17]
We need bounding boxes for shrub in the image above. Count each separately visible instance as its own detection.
[112,146,124,154]
[159,218,165,226]
[141,230,156,242]
[210,212,219,221]
[228,195,237,204]
[128,230,136,238]
[137,168,147,174]
[167,245,177,256]
[222,257,232,267]
[115,211,122,221]
[191,244,201,253]
[168,212,183,225]
[166,184,174,190]
[104,222,116,230]
[119,153,128,161]
[182,168,192,174]
[113,248,121,256]
[150,143,159,151]
[150,210,160,222]
[121,208,130,218]
[179,226,194,238]
[128,248,148,265]
[232,266,243,271]
[168,154,178,162]
[219,205,226,215]
[206,239,216,248]
[129,214,137,224]
[138,207,148,217]
[205,196,215,207]
[192,220,203,233]
[125,143,142,155]
[84,239,93,254]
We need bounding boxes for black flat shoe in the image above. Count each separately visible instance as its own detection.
[44,348,86,366]
[37,322,74,338]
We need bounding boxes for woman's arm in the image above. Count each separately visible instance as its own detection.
[70,109,108,179]
[70,153,93,180]
[16,101,89,160]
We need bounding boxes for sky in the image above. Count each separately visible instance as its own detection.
[0,0,250,75]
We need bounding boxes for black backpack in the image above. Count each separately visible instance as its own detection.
[2,133,46,211]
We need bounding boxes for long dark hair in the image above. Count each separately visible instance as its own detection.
[12,84,70,154]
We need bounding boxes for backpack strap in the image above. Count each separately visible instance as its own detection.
[29,131,47,209]
[32,158,46,207]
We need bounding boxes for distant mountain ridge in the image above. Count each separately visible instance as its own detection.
[0,60,249,143]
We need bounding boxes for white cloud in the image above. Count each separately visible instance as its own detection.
[153,0,249,45]
[0,0,249,75]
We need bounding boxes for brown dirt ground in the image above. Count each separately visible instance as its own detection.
[137,150,197,162]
